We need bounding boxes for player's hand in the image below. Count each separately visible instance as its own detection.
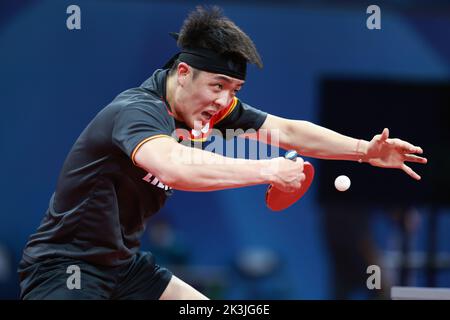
[365,128,427,180]
[270,157,306,192]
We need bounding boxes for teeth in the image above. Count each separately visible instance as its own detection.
[203,111,213,119]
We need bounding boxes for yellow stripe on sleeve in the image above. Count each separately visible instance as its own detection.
[131,134,175,165]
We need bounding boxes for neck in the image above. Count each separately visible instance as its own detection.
[165,74,181,121]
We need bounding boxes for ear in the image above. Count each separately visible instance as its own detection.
[177,62,190,87]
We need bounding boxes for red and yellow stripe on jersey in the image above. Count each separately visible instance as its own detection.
[176,96,239,142]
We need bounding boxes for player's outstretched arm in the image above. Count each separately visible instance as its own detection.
[258,114,370,161]
[133,136,304,192]
[258,115,427,180]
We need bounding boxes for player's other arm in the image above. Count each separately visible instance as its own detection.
[133,136,303,192]
[254,114,368,161]
[256,114,427,180]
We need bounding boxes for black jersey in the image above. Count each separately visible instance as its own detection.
[21,69,267,267]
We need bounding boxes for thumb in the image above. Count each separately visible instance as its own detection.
[380,128,389,141]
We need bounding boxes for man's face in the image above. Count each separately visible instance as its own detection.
[176,66,244,129]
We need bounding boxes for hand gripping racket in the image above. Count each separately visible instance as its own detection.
[265,150,315,211]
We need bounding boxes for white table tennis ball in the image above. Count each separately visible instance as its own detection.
[335,175,351,192]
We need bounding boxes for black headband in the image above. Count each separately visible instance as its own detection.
[163,34,247,80]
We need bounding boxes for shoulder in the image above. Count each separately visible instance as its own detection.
[111,87,172,120]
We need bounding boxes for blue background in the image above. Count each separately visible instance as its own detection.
[0,0,449,299]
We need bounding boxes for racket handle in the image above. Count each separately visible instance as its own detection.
[284,150,298,161]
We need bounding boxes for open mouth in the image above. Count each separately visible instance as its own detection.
[201,111,214,121]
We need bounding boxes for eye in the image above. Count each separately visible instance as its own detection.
[215,84,223,90]
[231,87,241,96]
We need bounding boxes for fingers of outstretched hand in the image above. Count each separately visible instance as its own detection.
[402,163,421,180]
[403,154,428,164]
[390,138,423,154]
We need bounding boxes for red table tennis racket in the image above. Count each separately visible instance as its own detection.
[265,150,315,211]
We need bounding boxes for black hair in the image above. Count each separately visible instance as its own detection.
[177,6,263,68]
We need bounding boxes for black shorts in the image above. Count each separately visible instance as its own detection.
[18,252,172,300]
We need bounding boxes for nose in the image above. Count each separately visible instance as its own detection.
[214,91,231,109]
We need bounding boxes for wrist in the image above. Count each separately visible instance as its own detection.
[260,158,279,184]
[356,139,369,163]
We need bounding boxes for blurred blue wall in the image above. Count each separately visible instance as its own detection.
[0,0,449,299]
